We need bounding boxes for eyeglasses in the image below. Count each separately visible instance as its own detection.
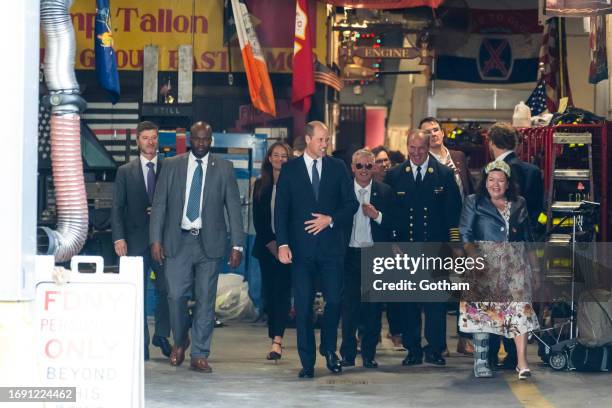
[355,163,373,170]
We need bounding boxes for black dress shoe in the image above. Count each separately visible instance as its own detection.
[298,368,315,378]
[402,353,423,366]
[152,335,172,358]
[325,352,342,374]
[340,357,355,367]
[363,358,379,369]
[424,352,446,366]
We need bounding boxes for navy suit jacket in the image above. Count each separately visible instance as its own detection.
[502,152,544,227]
[274,155,359,260]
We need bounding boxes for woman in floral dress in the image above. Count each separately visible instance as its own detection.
[459,160,539,379]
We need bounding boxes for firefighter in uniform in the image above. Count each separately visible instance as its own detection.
[384,130,462,366]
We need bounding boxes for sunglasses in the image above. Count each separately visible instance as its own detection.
[355,163,373,170]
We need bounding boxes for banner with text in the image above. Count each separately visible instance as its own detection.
[40,0,327,73]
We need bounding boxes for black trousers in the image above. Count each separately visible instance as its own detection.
[386,302,404,336]
[401,301,446,355]
[292,254,343,369]
[340,247,382,361]
[258,250,292,339]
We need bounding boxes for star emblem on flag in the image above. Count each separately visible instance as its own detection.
[526,78,547,116]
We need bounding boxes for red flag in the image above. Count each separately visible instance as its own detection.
[292,0,315,113]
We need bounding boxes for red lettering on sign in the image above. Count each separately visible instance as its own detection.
[116,7,138,32]
[173,15,188,33]
[45,339,62,359]
[140,13,156,32]
[168,50,178,70]
[79,49,95,68]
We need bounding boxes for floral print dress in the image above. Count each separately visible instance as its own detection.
[459,201,540,338]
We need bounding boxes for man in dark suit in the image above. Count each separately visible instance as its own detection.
[275,121,359,378]
[150,121,244,373]
[111,121,171,361]
[487,122,545,369]
[419,117,474,198]
[339,149,394,369]
[488,122,544,229]
[419,116,475,356]
[385,130,462,367]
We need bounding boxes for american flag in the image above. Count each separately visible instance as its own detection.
[526,78,547,115]
[538,17,573,113]
[81,102,140,164]
[314,60,344,92]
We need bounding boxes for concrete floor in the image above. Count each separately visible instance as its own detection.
[145,316,612,408]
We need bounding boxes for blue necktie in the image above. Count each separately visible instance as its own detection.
[146,162,156,204]
[312,159,320,201]
[186,159,203,221]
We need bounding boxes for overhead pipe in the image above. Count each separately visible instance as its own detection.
[39,0,88,263]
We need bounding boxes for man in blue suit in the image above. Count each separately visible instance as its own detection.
[275,121,359,378]
[111,121,171,361]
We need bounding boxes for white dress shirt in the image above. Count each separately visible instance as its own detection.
[303,151,323,182]
[181,152,208,230]
[349,180,382,248]
[496,150,513,162]
[140,155,158,192]
[410,156,430,181]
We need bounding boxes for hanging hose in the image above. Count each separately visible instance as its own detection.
[39,0,88,263]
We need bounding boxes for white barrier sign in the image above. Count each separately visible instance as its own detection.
[35,256,144,408]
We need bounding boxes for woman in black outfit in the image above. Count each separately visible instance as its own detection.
[252,141,293,361]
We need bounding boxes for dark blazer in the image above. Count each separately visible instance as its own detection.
[502,152,544,226]
[252,179,276,259]
[384,155,462,242]
[112,156,162,255]
[459,194,533,243]
[274,155,359,259]
[368,181,395,243]
[150,153,245,258]
[448,149,474,196]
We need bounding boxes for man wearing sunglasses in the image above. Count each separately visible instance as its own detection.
[339,149,394,369]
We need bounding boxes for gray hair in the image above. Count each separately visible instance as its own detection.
[351,148,375,163]
[407,129,430,145]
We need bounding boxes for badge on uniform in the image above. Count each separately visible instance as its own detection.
[427,167,434,174]
[405,166,411,172]
[434,186,444,194]
[397,191,406,196]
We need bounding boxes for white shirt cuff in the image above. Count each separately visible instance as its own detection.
[374,212,383,224]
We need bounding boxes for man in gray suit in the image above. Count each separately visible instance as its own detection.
[150,121,244,373]
[111,121,171,361]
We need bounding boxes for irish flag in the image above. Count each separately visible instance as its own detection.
[231,0,276,117]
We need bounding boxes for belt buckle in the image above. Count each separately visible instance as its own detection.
[190,228,200,236]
